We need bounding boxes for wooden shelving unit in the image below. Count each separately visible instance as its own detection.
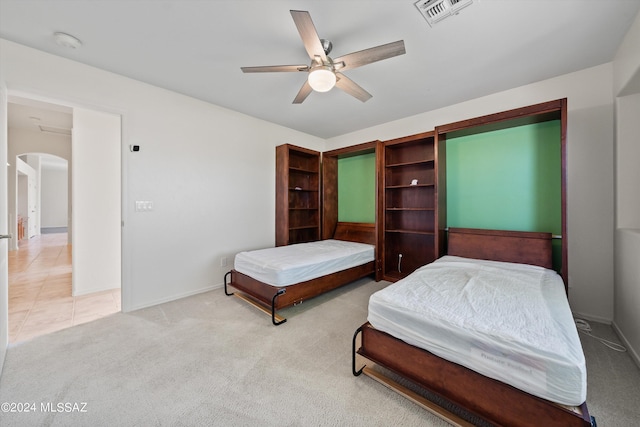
[382,131,445,281]
[276,144,321,246]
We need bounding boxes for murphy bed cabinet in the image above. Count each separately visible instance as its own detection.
[382,131,446,281]
[435,98,567,289]
[275,144,321,246]
[322,141,383,280]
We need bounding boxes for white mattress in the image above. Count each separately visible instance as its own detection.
[368,255,586,406]
[234,239,375,287]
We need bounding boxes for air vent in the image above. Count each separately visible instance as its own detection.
[414,0,473,26]
[39,125,72,135]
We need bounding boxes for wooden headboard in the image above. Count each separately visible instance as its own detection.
[447,228,553,269]
[333,222,376,245]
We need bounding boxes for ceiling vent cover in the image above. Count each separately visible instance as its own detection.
[414,0,473,26]
[39,125,72,136]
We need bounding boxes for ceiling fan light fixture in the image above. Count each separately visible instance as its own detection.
[241,11,405,103]
[308,66,336,92]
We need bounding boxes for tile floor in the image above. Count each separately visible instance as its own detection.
[8,232,121,343]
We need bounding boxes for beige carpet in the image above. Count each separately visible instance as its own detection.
[0,277,638,426]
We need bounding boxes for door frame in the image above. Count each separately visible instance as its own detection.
[1,88,131,366]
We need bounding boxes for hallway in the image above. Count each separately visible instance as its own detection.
[8,233,120,343]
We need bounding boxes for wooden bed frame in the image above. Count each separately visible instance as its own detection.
[224,222,377,325]
[353,228,594,427]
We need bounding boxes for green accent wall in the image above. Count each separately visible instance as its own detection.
[338,152,376,223]
[446,120,562,269]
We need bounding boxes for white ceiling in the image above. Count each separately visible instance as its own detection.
[1,0,639,139]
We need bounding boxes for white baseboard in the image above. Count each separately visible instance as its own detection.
[612,321,640,369]
[125,283,221,313]
[73,285,121,297]
[571,311,612,325]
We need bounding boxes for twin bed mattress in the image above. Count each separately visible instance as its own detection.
[234,239,375,287]
[367,256,587,406]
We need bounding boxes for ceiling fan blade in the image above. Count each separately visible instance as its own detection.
[241,65,309,73]
[290,10,327,62]
[293,80,313,104]
[335,73,372,102]
[333,40,405,72]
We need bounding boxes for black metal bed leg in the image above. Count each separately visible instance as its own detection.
[271,289,287,326]
[224,271,234,296]
[352,326,365,376]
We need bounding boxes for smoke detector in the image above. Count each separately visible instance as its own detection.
[53,32,82,49]
[414,0,474,26]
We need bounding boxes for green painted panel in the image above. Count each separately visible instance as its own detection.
[446,120,562,269]
[338,152,376,223]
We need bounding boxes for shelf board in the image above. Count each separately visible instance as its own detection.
[385,159,434,168]
[385,208,435,211]
[289,166,318,174]
[385,229,435,235]
[385,184,434,189]
[289,225,319,231]
[289,188,319,192]
[383,272,405,282]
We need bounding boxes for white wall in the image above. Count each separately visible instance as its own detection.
[613,9,640,366]
[25,154,42,235]
[16,157,35,236]
[1,39,325,312]
[615,229,640,366]
[327,64,616,323]
[40,165,68,228]
[614,94,640,366]
[72,108,121,295]
[616,93,640,229]
[614,8,640,96]
[17,171,27,221]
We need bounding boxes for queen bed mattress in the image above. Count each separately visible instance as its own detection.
[234,239,375,287]
[367,255,587,406]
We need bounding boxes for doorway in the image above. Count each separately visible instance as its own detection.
[9,233,121,342]
[6,97,122,343]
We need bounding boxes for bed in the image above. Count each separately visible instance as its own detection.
[352,228,594,427]
[224,222,377,325]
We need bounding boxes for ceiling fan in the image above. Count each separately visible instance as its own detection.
[241,10,406,104]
